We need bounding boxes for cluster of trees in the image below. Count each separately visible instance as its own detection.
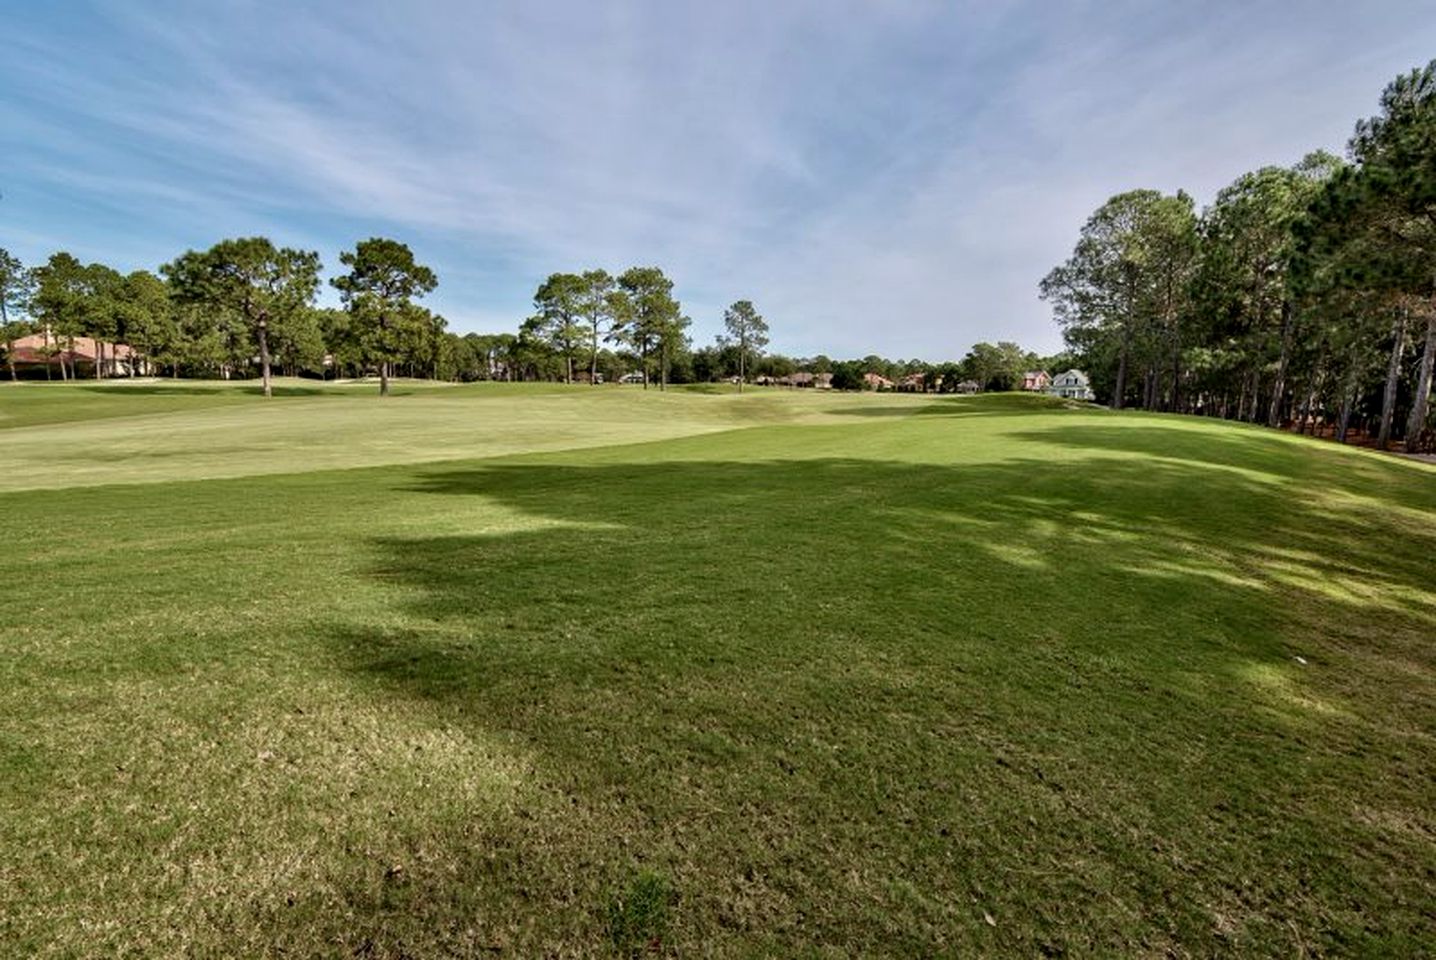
[1,250,172,382]
[504,296,1060,393]
[2,252,789,392]
[6,242,1054,392]
[1041,60,1436,450]
[1,233,1063,394]
[505,265,1063,392]
[928,341,1073,392]
[3,242,1061,404]
[0,237,443,396]
[520,266,690,388]
[794,342,1072,393]
[512,270,884,392]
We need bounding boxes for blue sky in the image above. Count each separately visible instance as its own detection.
[3,2,1434,357]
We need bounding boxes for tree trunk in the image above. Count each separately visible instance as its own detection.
[1337,375,1355,444]
[590,322,599,385]
[1297,373,1320,435]
[1169,343,1181,413]
[1377,310,1407,450]
[379,314,391,397]
[1267,301,1293,428]
[738,339,745,394]
[1303,352,1328,435]
[1111,338,1129,410]
[257,316,274,399]
[1,300,14,381]
[1298,384,1315,434]
[95,341,104,380]
[1404,309,1436,452]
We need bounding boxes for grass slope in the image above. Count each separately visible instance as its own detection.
[1,383,1433,956]
[0,379,931,491]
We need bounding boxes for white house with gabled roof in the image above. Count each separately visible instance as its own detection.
[1047,369,1094,401]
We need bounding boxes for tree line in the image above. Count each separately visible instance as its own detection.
[505,268,1075,391]
[1,244,1060,394]
[510,270,1070,391]
[0,236,443,397]
[1041,60,1436,451]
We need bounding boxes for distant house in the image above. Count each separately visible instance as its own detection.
[7,332,144,377]
[618,371,645,384]
[1047,369,1094,400]
[953,380,981,395]
[897,372,927,393]
[782,371,833,389]
[1021,370,1051,391]
[863,372,894,391]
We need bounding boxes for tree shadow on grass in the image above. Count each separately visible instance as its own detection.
[323,443,1436,955]
[1014,420,1436,484]
[1010,423,1436,614]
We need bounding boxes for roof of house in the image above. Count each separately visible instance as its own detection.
[10,334,137,361]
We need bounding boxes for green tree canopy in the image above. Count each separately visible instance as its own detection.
[331,237,436,396]
[0,248,36,380]
[532,272,587,383]
[615,267,684,389]
[719,300,770,392]
[165,237,321,397]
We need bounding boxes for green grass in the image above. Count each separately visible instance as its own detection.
[0,378,938,491]
[1,382,1433,956]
